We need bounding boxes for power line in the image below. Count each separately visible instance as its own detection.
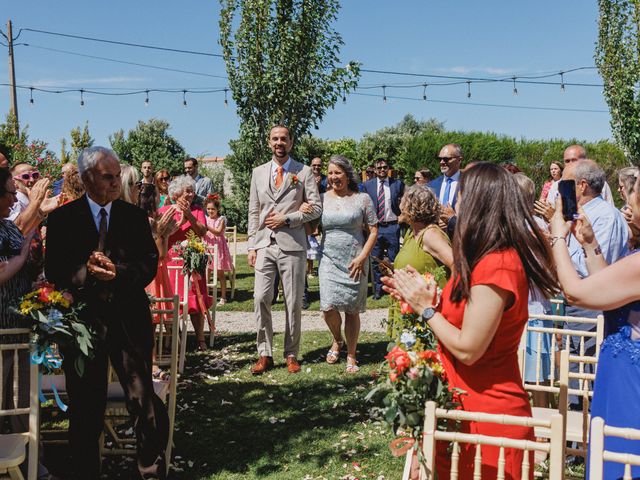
[22,44,228,79]
[19,27,225,58]
[352,92,608,114]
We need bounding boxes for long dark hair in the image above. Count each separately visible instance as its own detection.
[451,162,558,302]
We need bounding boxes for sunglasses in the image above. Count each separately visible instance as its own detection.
[376,165,389,170]
[437,156,460,163]
[14,171,40,181]
[159,176,170,181]
[414,177,422,180]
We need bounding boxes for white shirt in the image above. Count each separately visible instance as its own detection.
[86,195,113,231]
[7,191,30,222]
[546,180,615,206]
[438,171,460,206]
[271,157,293,184]
[376,178,398,222]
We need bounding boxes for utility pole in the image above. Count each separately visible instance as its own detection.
[7,20,19,135]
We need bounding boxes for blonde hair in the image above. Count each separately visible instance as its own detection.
[401,184,440,225]
[120,164,140,204]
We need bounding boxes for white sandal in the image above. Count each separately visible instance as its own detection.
[346,356,359,373]
[326,340,344,364]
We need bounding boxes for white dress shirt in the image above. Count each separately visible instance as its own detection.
[7,191,30,222]
[376,178,398,222]
[271,157,293,185]
[86,195,113,231]
[438,171,460,206]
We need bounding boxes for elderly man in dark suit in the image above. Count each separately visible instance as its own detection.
[362,158,404,299]
[45,147,168,480]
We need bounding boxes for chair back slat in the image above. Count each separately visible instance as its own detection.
[473,444,482,480]
[497,446,506,480]
[590,416,640,480]
[450,441,460,480]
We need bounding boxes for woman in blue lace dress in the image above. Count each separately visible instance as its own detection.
[550,178,640,479]
[318,155,378,373]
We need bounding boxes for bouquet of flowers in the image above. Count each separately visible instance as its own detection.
[367,267,462,456]
[172,231,208,275]
[15,283,95,377]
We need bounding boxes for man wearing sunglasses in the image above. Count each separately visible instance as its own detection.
[428,144,463,209]
[362,158,404,299]
[8,162,59,234]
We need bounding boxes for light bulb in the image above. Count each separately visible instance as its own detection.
[512,77,518,96]
[145,90,149,106]
[182,90,187,108]
[560,72,565,92]
[80,89,85,107]
[422,84,427,101]
[224,88,228,107]
[466,81,471,99]
[382,85,387,104]
[29,88,34,106]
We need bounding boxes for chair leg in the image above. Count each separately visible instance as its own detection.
[230,269,236,300]
[8,466,25,480]
[178,313,188,374]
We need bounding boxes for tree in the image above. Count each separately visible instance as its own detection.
[109,119,187,175]
[595,0,640,164]
[69,122,95,159]
[219,0,360,230]
[0,113,61,178]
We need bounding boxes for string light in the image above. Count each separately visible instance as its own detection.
[560,72,565,92]
[80,89,85,106]
[29,87,34,105]
[342,92,346,104]
[422,84,427,101]
[512,77,518,96]
[466,81,471,99]
[382,85,387,103]
[223,88,228,107]
[182,90,187,107]
[144,90,149,106]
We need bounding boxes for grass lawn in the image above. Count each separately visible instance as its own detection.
[43,331,402,480]
[220,254,392,312]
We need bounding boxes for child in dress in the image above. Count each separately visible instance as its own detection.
[203,195,233,306]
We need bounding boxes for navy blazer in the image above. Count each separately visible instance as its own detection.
[428,175,459,208]
[363,177,405,218]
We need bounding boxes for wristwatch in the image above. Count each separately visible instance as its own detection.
[421,307,436,323]
[285,217,291,227]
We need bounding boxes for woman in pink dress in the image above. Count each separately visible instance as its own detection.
[158,175,212,352]
[203,195,233,306]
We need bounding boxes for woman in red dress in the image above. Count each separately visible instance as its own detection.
[158,175,211,351]
[384,163,558,480]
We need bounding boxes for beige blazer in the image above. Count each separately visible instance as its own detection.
[247,158,322,252]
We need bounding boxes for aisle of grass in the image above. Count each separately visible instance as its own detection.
[220,254,391,312]
[162,331,401,479]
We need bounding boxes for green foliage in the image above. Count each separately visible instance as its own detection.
[69,122,94,159]
[596,0,640,163]
[108,119,187,175]
[60,138,71,164]
[219,0,360,228]
[0,113,61,178]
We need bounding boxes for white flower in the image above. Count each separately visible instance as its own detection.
[400,331,416,348]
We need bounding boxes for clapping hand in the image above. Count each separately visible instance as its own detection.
[381,265,436,314]
[87,251,116,281]
[157,206,180,237]
[534,200,555,223]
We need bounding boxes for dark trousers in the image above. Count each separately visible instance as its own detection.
[371,222,401,295]
[62,316,169,480]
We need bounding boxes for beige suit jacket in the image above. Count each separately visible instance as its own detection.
[247,158,322,252]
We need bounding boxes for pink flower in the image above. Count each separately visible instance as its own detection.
[407,367,419,380]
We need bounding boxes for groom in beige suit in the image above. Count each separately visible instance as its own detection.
[247,125,322,374]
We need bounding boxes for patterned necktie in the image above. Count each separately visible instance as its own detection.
[275,166,284,189]
[97,208,108,252]
[443,177,453,206]
[377,181,386,221]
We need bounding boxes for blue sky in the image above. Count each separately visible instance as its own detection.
[0,1,608,158]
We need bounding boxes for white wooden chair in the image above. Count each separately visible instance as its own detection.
[205,245,219,348]
[224,226,237,299]
[167,263,191,374]
[101,295,180,477]
[589,417,640,480]
[0,328,39,480]
[404,401,565,480]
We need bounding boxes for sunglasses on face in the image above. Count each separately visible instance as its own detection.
[14,171,40,181]
[438,156,459,163]
[414,177,422,180]
[159,176,170,181]
[376,165,389,170]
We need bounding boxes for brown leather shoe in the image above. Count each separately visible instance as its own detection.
[286,356,301,374]
[251,356,274,375]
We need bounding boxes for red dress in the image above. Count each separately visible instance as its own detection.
[437,249,533,480]
[158,205,212,314]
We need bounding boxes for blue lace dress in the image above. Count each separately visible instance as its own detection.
[589,301,640,479]
[319,192,377,313]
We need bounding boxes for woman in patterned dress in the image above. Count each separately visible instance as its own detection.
[317,155,378,373]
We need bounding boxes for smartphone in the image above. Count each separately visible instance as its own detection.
[558,179,578,221]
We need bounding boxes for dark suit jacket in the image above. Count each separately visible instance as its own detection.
[45,196,158,346]
[428,175,459,208]
[362,178,405,218]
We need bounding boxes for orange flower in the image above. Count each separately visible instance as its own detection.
[418,350,439,362]
[389,371,398,382]
[385,346,412,374]
[38,285,54,303]
[291,174,299,186]
[399,301,414,315]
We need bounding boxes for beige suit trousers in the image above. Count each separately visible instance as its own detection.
[254,242,306,358]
